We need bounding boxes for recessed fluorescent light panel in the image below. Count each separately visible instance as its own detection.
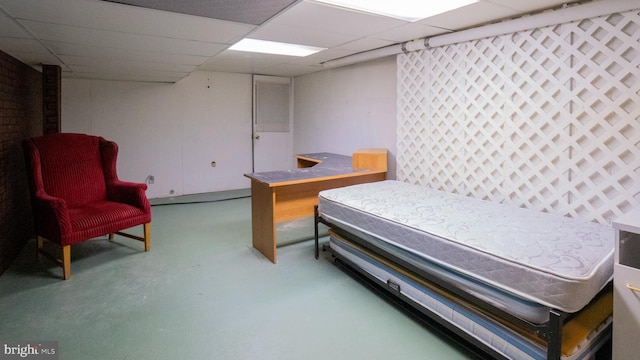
[229,39,326,57]
[313,0,479,22]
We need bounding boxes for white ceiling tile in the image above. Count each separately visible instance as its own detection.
[65,63,189,78]
[418,1,520,30]
[197,60,267,75]
[46,41,210,66]
[0,14,31,38]
[1,0,256,44]
[484,0,571,13]
[198,51,285,72]
[249,23,358,48]
[336,38,395,52]
[0,0,589,80]
[21,20,229,57]
[297,47,358,64]
[272,1,408,37]
[62,69,185,83]
[60,55,198,73]
[0,37,49,54]
[4,51,64,68]
[196,61,254,74]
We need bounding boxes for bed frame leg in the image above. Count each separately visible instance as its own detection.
[547,309,562,360]
[314,205,320,259]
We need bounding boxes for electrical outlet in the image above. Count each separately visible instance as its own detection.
[146,175,154,184]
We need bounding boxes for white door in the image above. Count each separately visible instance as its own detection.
[252,75,294,173]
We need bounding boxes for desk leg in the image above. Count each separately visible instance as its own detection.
[251,180,277,263]
[314,205,319,259]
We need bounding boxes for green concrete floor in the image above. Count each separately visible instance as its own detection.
[0,196,475,360]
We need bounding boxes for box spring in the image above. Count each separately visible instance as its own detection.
[328,232,612,360]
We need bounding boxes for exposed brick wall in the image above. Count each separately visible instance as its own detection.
[42,64,60,134]
[0,50,42,275]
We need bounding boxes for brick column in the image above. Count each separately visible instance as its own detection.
[42,64,61,134]
[0,50,42,275]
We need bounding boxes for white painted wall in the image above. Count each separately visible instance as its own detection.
[60,58,397,200]
[62,71,253,199]
[293,57,397,179]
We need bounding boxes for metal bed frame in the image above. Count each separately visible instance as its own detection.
[314,205,611,360]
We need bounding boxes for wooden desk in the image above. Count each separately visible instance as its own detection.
[244,149,387,263]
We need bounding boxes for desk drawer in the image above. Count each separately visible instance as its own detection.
[613,263,640,359]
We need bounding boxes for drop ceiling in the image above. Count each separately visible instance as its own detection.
[0,0,577,82]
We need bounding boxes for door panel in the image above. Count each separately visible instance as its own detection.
[253,75,293,173]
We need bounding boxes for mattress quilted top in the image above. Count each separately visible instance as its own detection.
[319,180,615,280]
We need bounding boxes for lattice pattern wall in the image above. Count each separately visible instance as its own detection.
[397,9,640,224]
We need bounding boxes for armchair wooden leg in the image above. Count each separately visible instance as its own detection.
[62,245,71,280]
[108,233,114,241]
[143,222,151,252]
[36,236,72,280]
[113,223,151,251]
[36,236,44,261]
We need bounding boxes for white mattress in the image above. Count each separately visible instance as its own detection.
[318,180,615,313]
[329,234,612,360]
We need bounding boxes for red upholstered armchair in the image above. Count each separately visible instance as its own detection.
[23,133,152,279]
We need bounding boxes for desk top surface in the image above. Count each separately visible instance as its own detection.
[244,152,376,185]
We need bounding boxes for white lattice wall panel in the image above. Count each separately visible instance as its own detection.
[397,9,640,224]
[503,24,575,215]
[397,51,430,183]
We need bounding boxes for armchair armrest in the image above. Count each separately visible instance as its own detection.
[31,190,73,241]
[107,180,151,213]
